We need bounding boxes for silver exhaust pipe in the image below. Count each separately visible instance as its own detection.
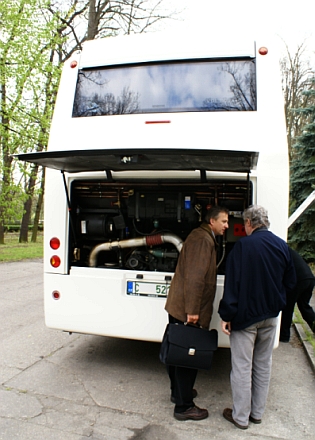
[89,232,183,267]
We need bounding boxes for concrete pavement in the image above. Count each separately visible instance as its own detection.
[0,259,315,440]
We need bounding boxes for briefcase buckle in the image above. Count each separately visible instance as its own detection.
[188,348,196,356]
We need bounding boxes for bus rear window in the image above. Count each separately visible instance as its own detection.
[72,59,256,117]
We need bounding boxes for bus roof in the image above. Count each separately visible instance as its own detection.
[78,32,256,68]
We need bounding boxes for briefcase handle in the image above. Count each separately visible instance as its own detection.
[184,322,203,329]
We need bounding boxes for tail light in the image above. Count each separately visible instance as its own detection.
[50,237,60,250]
[50,255,61,268]
[50,237,61,268]
[258,47,268,55]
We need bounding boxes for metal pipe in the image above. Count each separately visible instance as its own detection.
[89,233,183,267]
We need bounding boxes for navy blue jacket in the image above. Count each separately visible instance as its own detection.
[218,227,296,330]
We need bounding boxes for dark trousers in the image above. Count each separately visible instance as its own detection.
[280,279,315,340]
[167,315,198,413]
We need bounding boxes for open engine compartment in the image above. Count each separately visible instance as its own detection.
[69,178,252,275]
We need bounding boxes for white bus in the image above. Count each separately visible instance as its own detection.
[17,32,289,347]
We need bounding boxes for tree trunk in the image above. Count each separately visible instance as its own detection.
[31,168,45,243]
[87,0,97,40]
[0,222,4,245]
[19,198,31,243]
[0,80,14,245]
[19,165,39,243]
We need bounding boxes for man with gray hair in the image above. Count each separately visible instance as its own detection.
[218,205,296,430]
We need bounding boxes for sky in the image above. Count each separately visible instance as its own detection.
[158,0,315,62]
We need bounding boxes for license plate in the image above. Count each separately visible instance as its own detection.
[126,281,170,297]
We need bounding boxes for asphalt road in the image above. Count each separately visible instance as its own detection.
[0,260,315,440]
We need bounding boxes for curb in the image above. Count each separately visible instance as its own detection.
[293,321,315,374]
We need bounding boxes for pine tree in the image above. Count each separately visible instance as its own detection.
[289,78,315,261]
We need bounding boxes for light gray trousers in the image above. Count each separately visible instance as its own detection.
[229,317,278,426]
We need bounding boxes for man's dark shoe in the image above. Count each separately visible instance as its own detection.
[249,415,262,424]
[171,388,197,404]
[279,332,290,342]
[279,337,290,343]
[223,408,248,430]
[174,405,208,421]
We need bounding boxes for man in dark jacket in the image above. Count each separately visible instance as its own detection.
[218,205,296,430]
[165,205,229,421]
[280,247,315,342]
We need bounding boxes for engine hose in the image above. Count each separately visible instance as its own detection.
[217,243,226,268]
[146,234,163,247]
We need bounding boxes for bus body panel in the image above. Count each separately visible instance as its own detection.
[44,270,230,346]
[79,33,256,68]
[36,33,288,347]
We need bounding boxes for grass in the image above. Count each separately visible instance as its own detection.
[0,232,43,262]
[294,307,315,354]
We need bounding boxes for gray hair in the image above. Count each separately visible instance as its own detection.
[243,205,270,229]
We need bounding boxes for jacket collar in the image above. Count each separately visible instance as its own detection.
[252,226,268,234]
[200,222,218,247]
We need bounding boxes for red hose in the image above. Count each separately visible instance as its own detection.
[146,234,163,247]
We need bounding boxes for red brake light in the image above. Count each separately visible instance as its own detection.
[50,237,60,250]
[50,255,61,268]
[258,47,268,55]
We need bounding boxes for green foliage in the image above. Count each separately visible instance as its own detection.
[289,78,315,261]
[0,0,171,241]
[0,181,27,225]
[0,0,63,238]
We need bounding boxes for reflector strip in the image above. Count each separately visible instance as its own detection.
[52,291,60,300]
[145,120,171,124]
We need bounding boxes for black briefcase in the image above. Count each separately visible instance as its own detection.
[159,323,218,370]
